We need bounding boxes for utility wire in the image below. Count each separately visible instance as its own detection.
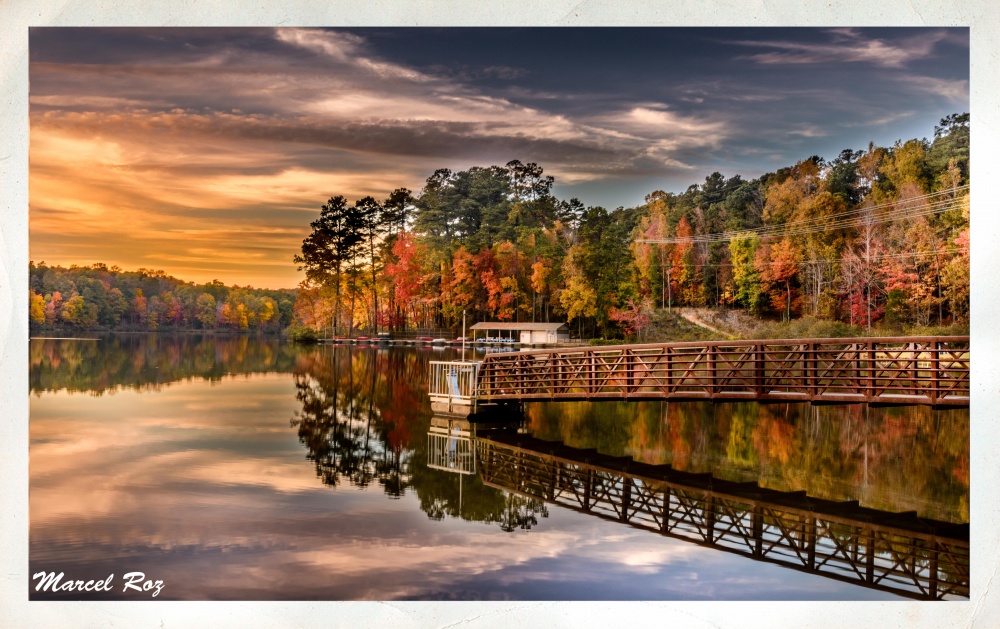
[646,248,964,269]
[636,186,968,245]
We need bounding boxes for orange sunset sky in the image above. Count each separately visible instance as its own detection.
[29,27,969,289]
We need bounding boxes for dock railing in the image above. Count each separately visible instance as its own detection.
[428,361,481,413]
[475,336,970,407]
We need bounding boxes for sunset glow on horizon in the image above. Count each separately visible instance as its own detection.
[29,27,968,288]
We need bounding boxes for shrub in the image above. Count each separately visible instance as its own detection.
[287,325,319,344]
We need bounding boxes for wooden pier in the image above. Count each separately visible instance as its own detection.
[472,336,970,408]
[477,431,969,600]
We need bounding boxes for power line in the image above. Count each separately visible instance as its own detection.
[636,186,968,245]
[642,248,964,269]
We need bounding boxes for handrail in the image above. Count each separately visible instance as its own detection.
[475,336,970,407]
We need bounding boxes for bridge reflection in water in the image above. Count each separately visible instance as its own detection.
[428,420,969,601]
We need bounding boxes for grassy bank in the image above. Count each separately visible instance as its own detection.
[594,307,969,345]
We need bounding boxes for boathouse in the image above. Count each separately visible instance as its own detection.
[469,321,570,345]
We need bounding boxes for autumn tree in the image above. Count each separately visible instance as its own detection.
[560,244,597,336]
[383,231,428,329]
[729,233,763,315]
[757,238,800,321]
[295,195,363,336]
[609,298,653,341]
[29,291,46,326]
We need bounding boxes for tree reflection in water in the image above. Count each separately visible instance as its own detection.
[290,347,414,496]
[289,345,549,527]
[526,398,969,523]
[31,337,965,527]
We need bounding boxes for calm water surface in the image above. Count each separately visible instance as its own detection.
[29,335,969,600]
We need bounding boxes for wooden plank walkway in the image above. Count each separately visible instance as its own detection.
[474,336,970,407]
[478,431,969,600]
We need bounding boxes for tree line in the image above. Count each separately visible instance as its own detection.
[28,262,297,332]
[294,114,969,338]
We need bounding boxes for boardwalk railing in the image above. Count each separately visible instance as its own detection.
[429,361,481,412]
[475,336,969,407]
[427,418,476,475]
[477,432,969,600]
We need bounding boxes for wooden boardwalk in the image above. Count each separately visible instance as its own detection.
[478,430,969,600]
[473,336,969,407]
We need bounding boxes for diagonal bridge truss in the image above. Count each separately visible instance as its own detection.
[475,336,969,407]
[477,432,969,600]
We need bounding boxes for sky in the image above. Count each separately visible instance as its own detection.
[28,27,969,289]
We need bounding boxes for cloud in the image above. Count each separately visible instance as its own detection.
[786,126,828,138]
[732,28,952,68]
[28,27,966,285]
[895,75,969,103]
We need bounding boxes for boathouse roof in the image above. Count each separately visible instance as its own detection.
[468,322,568,331]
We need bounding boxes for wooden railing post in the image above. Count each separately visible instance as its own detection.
[620,476,632,522]
[930,341,940,405]
[806,517,817,569]
[589,350,596,396]
[928,541,939,599]
[755,343,765,397]
[752,505,763,557]
[866,340,875,403]
[666,346,673,394]
[809,342,818,400]
[705,494,716,543]
[661,487,671,532]
[708,343,717,398]
[865,526,876,584]
[626,349,634,396]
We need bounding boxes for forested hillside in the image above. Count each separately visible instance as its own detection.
[28,263,296,332]
[293,113,969,338]
[29,114,968,338]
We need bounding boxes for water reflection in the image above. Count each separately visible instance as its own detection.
[526,400,969,523]
[472,429,968,600]
[29,337,969,600]
[287,347,550,529]
[30,334,301,394]
[289,348,414,495]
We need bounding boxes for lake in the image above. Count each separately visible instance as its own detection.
[28,335,969,600]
